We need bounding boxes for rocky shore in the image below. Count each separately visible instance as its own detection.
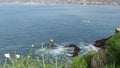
[94,27,120,48]
[92,26,120,68]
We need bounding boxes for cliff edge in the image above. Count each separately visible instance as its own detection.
[92,26,120,68]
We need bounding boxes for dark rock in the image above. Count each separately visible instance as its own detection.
[93,36,112,48]
[93,38,108,48]
[68,44,81,57]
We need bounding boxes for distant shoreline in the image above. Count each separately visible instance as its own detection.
[0,2,120,6]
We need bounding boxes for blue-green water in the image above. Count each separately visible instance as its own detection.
[0,5,120,58]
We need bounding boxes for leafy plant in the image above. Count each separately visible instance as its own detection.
[83,51,97,68]
[107,32,120,65]
[1,42,67,68]
[71,56,87,68]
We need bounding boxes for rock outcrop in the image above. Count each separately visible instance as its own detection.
[94,38,108,48]
[94,26,120,48]
[93,36,111,49]
[92,37,109,68]
[115,26,120,33]
[92,27,120,68]
[68,44,81,57]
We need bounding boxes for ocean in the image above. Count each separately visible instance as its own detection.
[0,5,120,58]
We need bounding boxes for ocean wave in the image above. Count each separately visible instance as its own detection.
[0,42,99,58]
[36,42,99,56]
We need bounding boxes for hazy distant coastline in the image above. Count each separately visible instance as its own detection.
[0,0,120,6]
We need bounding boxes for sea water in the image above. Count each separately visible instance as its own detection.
[0,5,120,58]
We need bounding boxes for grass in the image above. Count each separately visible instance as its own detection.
[71,56,87,68]
[1,32,120,68]
[83,51,97,68]
[107,32,120,65]
[0,41,89,68]
[0,42,68,68]
[0,43,96,68]
[104,63,120,68]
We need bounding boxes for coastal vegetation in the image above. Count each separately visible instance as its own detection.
[0,32,120,68]
[107,32,120,66]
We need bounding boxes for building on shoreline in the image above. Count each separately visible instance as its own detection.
[0,0,120,6]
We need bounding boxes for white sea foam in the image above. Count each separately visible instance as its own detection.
[79,44,99,54]
[36,42,99,56]
[37,45,66,55]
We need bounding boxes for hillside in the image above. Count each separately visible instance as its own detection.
[0,0,120,5]
[0,0,120,2]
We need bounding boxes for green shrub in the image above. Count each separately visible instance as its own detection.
[71,56,87,68]
[104,63,120,68]
[107,32,120,65]
[83,51,97,68]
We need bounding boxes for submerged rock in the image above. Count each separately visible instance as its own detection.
[68,44,81,57]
